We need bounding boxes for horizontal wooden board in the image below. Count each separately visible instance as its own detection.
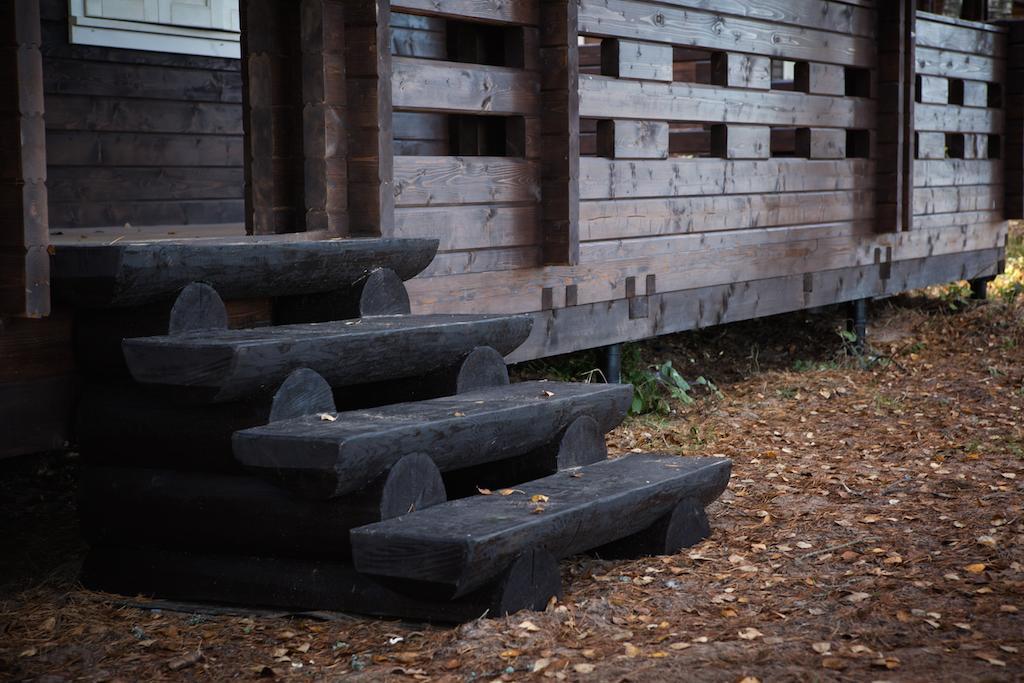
[44,95,243,135]
[580,190,876,241]
[503,247,1005,362]
[913,184,1004,215]
[405,221,1007,314]
[47,167,244,202]
[394,204,540,250]
[48,199,244,229]
[579,76,876,129]
[394,156,540,206]
[392,57,539,116]
[419,246,542,277]
[46,131,244,167]
[915,47,1003,81]
[391,0,538,25]
[915,103,1004,134]
[579,158,875,200]
[913,159,1003,187]
[577,0,876,67]
[592,0,877,37]
[916,16,1005,58]
[43,56,242,103]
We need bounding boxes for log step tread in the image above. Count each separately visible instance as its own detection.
[350,453,731,596]
[123,313,532,402]
[51,237,438,308]
[233,381,632,498]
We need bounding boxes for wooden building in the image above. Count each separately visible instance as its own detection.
[2,0,1023,458]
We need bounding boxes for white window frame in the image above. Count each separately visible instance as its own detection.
[68,0,241,59]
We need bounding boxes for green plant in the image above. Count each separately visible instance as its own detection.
[940,281,973,310]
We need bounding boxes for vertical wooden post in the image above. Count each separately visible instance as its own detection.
[241,0,302,235]
[876,0,916,233]
[539,0,580,266]
[300,0,348,236]
[0,0,49,317]
[1003,20,1024,219]
[345,0,392,236]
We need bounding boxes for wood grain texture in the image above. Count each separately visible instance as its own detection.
[124,313,534,402]
[1,0,49,316]
[51,237,437,307]
[234,380,632,498]
[577,0,876,67]
[540,0,581,265]
[350,453,731,596]
[579,76,875,129]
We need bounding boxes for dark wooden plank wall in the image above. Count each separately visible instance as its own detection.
[39,0,244,231]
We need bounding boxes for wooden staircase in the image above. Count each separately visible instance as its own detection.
[63,236,732,622]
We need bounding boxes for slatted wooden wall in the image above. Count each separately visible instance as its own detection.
[388,1,545,281]
[389,0,1009,361]
[39,0,244,231]
[913,13,1009,260]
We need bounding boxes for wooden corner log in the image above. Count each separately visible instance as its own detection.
[79,454,445,559]
[1000,19,1024,219]
[123,313,534,403]
[443,414,608,498]
[273,267,411,324]
[591,498,711,560]
[351,454,732,598]
[81,546,560,622]
[76,368,336,470]
[234,381,632,499]
[50,238,438,308]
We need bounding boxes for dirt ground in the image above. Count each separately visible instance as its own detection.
[2,288,1023,682]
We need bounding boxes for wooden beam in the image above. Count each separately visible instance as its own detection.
[876,0,916,232]
[300,0,348,235]
[539,0,580,265]
[345,0,393,236]
[0,0,49,317]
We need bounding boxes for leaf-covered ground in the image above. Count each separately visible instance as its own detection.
[2,289,1023,682]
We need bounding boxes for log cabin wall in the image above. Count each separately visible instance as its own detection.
[38,0,245,232]
[389,0,1009,361]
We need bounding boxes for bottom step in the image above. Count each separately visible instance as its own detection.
[81,546,561,624]
[351,454,731,598]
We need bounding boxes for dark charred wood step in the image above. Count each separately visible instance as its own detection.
[234,381,632,499]
[274,268,412,324]
[591,498,712,560]
[79,455,445,559]
[80,547,560,623]
[350,454,731,598]
[332,345,510,411]
[442,414,607,499]
[51,237,438,308]
[76,368,335,470]
[122,314,533,403]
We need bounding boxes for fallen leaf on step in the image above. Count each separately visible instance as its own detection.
[737,628,763,640]
[476,487,492,495]
[317,413,337,422]
[531,494,550,503]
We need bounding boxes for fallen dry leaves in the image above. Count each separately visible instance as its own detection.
[0,292,1022,682]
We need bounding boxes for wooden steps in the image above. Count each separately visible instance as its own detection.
[51,237,438,307]
[234,381,632,498]
[350,454,731,597]
[122,314,533,402]
[65,234,731,622]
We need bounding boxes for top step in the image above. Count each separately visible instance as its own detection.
[51,236,438,308]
